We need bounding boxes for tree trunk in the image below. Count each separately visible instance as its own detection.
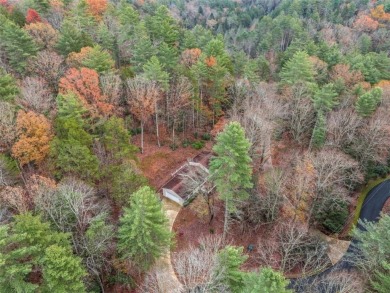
[172,118,176,146]
[207,196,214,224]
[141,121,144,154]
[223,201,229,240]
[155,100,160,148]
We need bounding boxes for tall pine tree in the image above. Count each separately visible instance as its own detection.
[217,246,248,292]
[0,69,19,102]
[56,20,93,56]
[280,51,315,86]
[0,15,37,73]
[117,186,172,270]
[209,122,253,237]
[356,87,382,117]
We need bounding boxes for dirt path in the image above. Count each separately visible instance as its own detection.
[153,199,183,292]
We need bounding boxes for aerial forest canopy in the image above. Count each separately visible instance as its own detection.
[0,0,389,292]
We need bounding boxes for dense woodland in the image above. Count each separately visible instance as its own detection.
[0,0,390,292]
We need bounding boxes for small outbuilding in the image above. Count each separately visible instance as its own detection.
[160,152,213,206]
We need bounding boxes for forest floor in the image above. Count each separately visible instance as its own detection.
[133,132,212,189]
[172,194,275,271]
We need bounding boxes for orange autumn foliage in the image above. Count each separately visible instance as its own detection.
[85,0,107,20]
[180,48,202,67]
[66,46,93,68]
[371,5,390,21]
[205,56,217,67]
[12,111,53,166]
[353,13,379,31]
[375,80,390,99]
[330,64,364,88]
[375,80,390,89]
[59,67,114,116]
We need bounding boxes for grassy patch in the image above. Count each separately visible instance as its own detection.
[351,176,390,229]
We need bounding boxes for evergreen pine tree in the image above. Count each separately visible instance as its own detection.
[56,20,93,56]
[98,117,147,204]
[372,262,390,293]
[117,186,172,270]
[217,246,247,292]
[51,94,99,180]
[356,87,382,117]
[312,83,338,112]
[42,245,86,293]
[0,225,38,293]
[81,45,115,73]
[131,22,156,73]
[242,268,292,293]
[280,51,315,86]
[0,15,37,73]
[209,122,253,237]
[0,213,80,293]
[311,111,326,149]
[96,23,115,52]
[353,215,390,292]
[145,5,179,46]
[157,42,178,72]
[0,70,19,102]
[143,56,170,91]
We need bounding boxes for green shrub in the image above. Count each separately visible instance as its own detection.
[191,140,204,150]
[365,162,389,181]
[130,128,142,135]
[201,133,211,141]
[169,143,178,151]
[182,139,190,148]
[315,197,349,234]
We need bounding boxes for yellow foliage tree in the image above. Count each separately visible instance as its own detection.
[11,111,53,166]
[370,5,390,21]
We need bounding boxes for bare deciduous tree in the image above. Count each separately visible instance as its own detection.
[277,222,329,274]
[313,148,363,194]
[294,271,365,293]
[167,76,192,144]
[309,148,363,224]
[230,82,285,167]
[0,186,29,213]
[0,101,16,152]
[100,73,122,108]
[172,235,227,292]
[33,176,113,291]
[326,108,362,149]
[350,111,390,167]
[240,169,284,230]
[18,77,54,113]
[126,77,160,153]
[256,222,329,274]
[288,153,317,225]
[285,84,315,145]
[29,50,65,91]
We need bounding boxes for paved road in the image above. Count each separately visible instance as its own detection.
[291,179,390,292]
